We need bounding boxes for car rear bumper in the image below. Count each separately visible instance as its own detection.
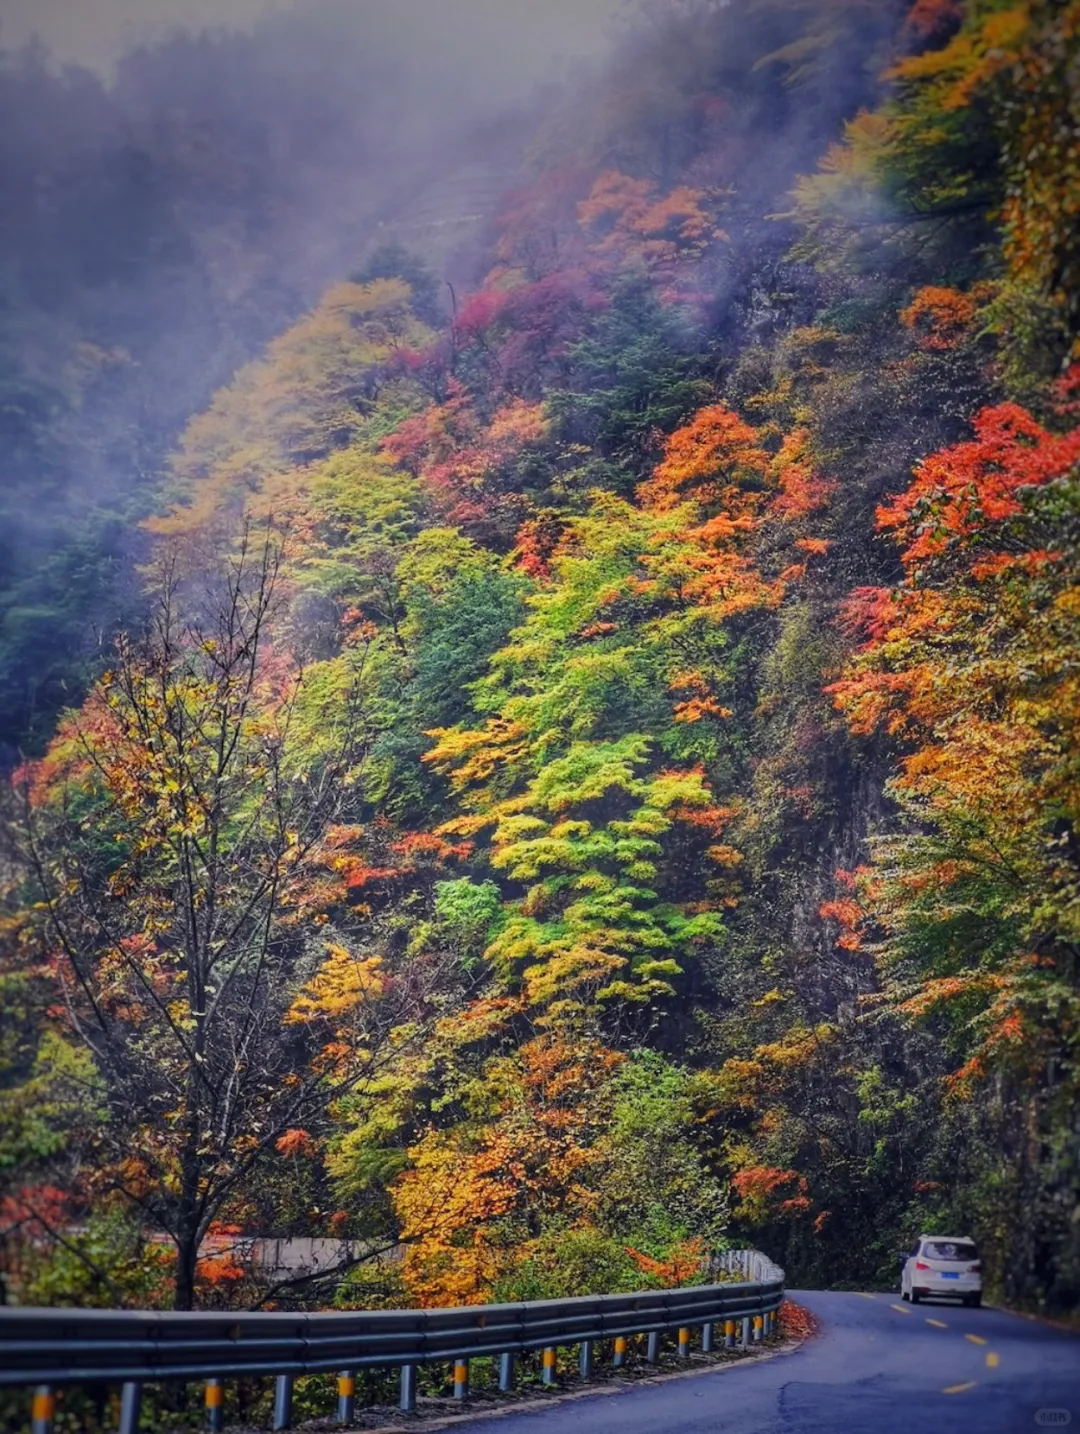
[913,1281,981,1297]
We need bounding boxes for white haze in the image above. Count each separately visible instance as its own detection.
[1,0,627,90]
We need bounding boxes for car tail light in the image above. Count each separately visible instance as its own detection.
[915,1261,930,1271]
[969,1263,981,1273]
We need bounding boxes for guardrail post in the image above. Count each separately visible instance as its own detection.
[400,1365,418,1413]
[205,1379,224,1433]
[337,1370,356,1423]
[273,1374,293,1430]
[119,1382,142,1434]
[0,1251,785,1424]
[31,1385,55,1434]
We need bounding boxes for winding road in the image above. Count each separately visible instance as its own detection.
[449,1291,1080,1434]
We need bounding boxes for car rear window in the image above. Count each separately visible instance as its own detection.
[923,1240,978,1262]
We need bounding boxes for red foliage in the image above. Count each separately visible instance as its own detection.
[732,1166,804,1199]
[513,512,565,581]
[877,403,1080,568]
[0,1184,70,1236]
[905,0,962,40]
[455,289,510,337]
[838,586,899,645]
[778,1297,820,1340]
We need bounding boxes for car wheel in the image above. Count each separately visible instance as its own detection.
[910,1289,921,1304]
[966,1294,982,1308]
[901,1289,909,1301]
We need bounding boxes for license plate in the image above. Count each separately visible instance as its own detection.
[942,1272,960,1280]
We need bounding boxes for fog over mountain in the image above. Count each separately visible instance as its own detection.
[0,0,630,751]
[2,0,1077,1344]
[2,0,623,85]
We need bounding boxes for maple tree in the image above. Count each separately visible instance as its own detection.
[831,390,1080,1083]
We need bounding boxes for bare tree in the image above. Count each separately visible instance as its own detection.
[9,530,429,1309]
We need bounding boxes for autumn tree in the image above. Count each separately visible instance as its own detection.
[4,531,431,1309]
[830,387,1080,1304]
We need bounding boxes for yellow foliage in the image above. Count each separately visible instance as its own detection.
[286,947,386,1028]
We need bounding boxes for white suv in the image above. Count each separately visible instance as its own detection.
[900,1235,982,1306]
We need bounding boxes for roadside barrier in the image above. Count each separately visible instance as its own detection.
[0,1250,784,1431]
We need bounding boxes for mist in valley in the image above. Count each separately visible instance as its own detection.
[0,0,626,752]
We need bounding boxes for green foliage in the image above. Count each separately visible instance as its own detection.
[434,880,506,967]
[548,281,713,492]
[0,1029,105,1175]
[5,0,1078,1320]
[595,1052,730,1256]
[13,1205,172,1311]
[492,1224,657,1301]
[352,244,444,328]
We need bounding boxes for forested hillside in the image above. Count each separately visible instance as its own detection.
[2,0,1078,1330]
[0,5,551,755]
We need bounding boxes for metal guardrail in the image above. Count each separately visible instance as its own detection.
[0,1250,784,1432]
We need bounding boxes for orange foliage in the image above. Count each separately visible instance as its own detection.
[818,893,866,952]
[900,285,978,350]
[625,1238,705,1285]
[392,1036,623,1305]
[768,429,835,522]
[778,1298,819,1339]
[577,171,719,295]
[275,1128,318,1159]
[732,1166,810,1223]
[670,670,734,724]
[876,402,1080,569]
[640,405,770,512]
[196,1254,246,1286]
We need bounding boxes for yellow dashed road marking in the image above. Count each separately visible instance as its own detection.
[926,1318,948,1329]
[943,1382,977,1395]
[986,1352,1000,1368]
[965,1334,987,1346]
[856,1292,876,1300]
[891,1303,912,1314]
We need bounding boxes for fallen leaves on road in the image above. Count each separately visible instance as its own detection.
[779,1298,819,1340]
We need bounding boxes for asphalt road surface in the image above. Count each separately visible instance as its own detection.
[449,1290,1080,1434]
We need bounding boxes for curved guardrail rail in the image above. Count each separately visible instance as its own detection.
[0,1249,784,1432]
